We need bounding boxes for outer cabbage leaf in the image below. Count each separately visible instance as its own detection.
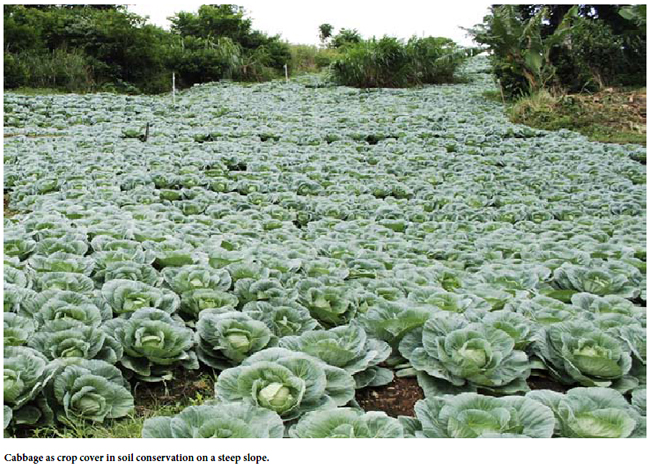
[142,402,283,438]
[528,387,643,438]
[289,408,403,438]
[411,393,555,438]
[279,325,392,388]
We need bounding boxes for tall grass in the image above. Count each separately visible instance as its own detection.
[331,36,468,88]
[5,49,95,92]
[288,44,342,74]
[332,37,410,88]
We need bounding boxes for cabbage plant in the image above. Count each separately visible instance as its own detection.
[142,402,284,438]
[528,387,644,438]
[46,359,134,425]
[215,348,355,420]
[34,272,95,295]
[102,308,197,381]
[29,324,123,364]
[289,408,403,438]
[279,325,393,388]
[242,299,319,337]
[104,261,161,286]
[534,319,634,389]
[552,263,640,299]
[102,279,180,316]
[180,289,238,319]
[4,313,37,346]
[357,300,434,352]
[399,315,531,394]
[196,310,276,369]
[28,252,94,276]
[162,265,231,294]
[4,346,55,413]
[22,290,111,328]
[402,393,555,438]
[296,279,357,326]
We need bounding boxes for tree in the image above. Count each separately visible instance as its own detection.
[318,23,333,45]
[169,5,252,43]
[330,28,362,49]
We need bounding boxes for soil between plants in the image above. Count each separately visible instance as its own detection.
[355,376,424,417]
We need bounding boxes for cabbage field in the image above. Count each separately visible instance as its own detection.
[3,57,647,438]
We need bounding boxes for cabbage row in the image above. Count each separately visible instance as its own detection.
[3,57,646,438]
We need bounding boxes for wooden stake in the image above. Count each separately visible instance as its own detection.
[172,72,176,106]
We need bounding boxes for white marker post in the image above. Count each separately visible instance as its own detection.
[284,64,288,82]
[172,72,176,106]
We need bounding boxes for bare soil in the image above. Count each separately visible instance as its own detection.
[132,368,215,418]
[356,376,424,417]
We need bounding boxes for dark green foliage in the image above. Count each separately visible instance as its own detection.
[331,28,363,49]
[288,45,342,74]
[332,37,409,88]
[318,23,334,44]
[165,36,242,86]
[167,5,290,86]
[405,37,468,85]
[169,5,251,42]
[4,49,95,92]
[4,5,169,93]
[4,4,290,93]
[331,36,467,88]
[469,5,646,98]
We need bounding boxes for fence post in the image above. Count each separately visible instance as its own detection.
[172,72,176,106]
[284,64,288,82]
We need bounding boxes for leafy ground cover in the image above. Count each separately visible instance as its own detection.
[3,56,646,438]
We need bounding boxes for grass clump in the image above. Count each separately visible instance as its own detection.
[509,88,647,146]
[330,36,471,88]
[288,44,342,75]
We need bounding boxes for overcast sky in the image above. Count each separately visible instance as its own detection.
[128,0,492,46]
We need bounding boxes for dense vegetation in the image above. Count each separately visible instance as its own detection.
[4,56,646,438]
[468,4,646,146]
[4,5,475,93]
[4,4,292,93]
[330,36,471,88]
[468,4,646,98]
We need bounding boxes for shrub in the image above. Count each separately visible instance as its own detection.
[331,35,466,88]
[469,5,647,97]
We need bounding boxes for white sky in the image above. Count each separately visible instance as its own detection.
[127,0,493,46]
